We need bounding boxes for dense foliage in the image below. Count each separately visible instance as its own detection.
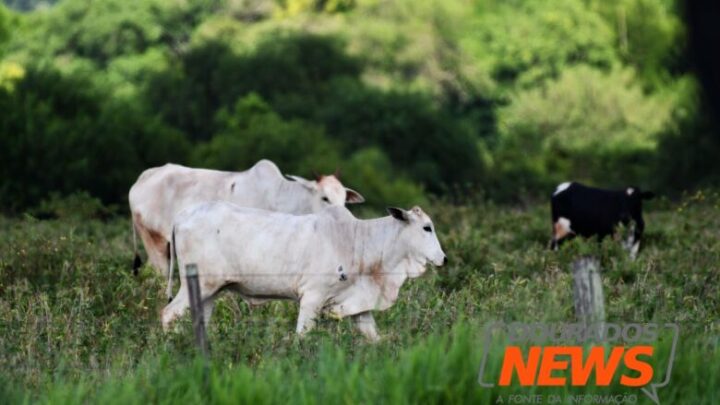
[0,0,717,211]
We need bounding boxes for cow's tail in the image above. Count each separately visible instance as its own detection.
[132,217,142,276]
[165,226,177,303]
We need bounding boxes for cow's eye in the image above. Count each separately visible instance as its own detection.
[322,196,330,203]
[423,225,432,233]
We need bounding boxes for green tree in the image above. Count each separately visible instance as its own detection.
[466,0,618,90]
[341,147,427,208]
[496,65,673,188]
[8,0,216,65]
[316,78,484,192]
[145,34,361,140]
[0,66,189,211]
[192,93,341,175]
[0,4,13,54]
[588,0,684,88]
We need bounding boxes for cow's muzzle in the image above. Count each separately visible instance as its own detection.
[432,255,447,267]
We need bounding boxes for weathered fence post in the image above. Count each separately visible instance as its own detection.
[572,257,606,340]
[185,263,210,357]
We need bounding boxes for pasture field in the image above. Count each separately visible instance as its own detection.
[0,192,718,404]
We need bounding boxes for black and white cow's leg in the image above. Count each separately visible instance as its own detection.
[352,311,380,342]
[629,216,645,260]
[551,217,574,250]
[296,292,325,336]
[550,236,565,251]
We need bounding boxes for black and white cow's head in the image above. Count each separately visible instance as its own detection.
[624,186,655,217]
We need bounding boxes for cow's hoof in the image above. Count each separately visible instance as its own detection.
[132,254,142,276]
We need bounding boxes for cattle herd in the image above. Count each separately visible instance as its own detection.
[129,160,653,341]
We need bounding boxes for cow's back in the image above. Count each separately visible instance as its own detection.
[552,183,625,237]
[129,164,232,235]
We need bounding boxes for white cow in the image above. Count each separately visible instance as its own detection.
[129,160,364,278]
[161,203,446,341]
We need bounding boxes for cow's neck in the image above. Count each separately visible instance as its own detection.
[352,217,406,272]
[347,218,410,310]
[276,181,315,214]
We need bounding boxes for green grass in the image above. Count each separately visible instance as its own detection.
[1,191,719,403]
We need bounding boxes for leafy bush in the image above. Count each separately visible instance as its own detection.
[466,0,618,90]
[145,33,361,141]
[32,192,111,220]
[495,65,674,189]
[0,5,12,53]
[0,66,189,212]
[9,0,214,65]
[316,78,484,192]
[341,147,427,208]
[588,0,684,88]
[192,93,341,174]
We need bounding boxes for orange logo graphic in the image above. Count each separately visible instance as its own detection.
[478,322,678,405]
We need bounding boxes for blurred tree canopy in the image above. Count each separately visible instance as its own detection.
[0,0,717,212]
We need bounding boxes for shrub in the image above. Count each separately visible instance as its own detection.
[31,192,110,220]
[495,65,673,189]
[192,93,341,175]
[145,33,361,141]
[0,66,189,212]
[316,78,484,192]
[466,0,618,90]
[341,147,427,209]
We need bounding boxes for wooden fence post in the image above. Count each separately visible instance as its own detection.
[572,257,606,340]
[185,263,210,357]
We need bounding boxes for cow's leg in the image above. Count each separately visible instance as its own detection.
[131,217,143,275]
[353,312,380,342]
[549,223,558,250]
[550,231,559,251]
[296,292,325,336]
[629,216,645,260]
[202,296,216,330]
[622,221,634,251]
[551,217,574,250]
[135,221,170,275]
[161,285,190,331]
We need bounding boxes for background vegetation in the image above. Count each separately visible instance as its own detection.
[1,0,719,403]
[0,0,718,212]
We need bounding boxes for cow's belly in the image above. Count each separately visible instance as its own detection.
[223,283,298,305]
[223,268,302,300]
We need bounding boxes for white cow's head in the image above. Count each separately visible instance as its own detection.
[285,173,364,212]
[387,206,446,276]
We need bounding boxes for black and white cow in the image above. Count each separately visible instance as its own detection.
[550,182,655,258]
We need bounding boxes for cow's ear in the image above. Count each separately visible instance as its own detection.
[387,207,408,222]
[640,191,656,200]
[345,188,365,204]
